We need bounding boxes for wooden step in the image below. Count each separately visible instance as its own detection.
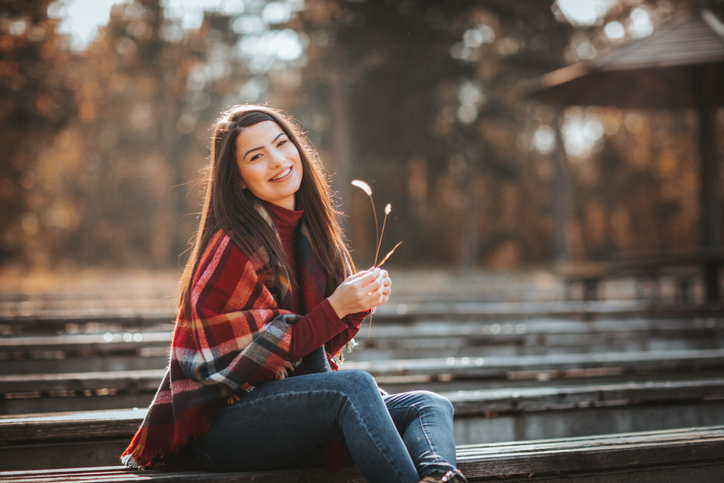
[3,349,724,394]
[3,349,724,414]
[2,301,722,335]
[1,426,723,481]
[4,317,724,372]
[3,378,724,470]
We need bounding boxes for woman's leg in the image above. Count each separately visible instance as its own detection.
[193,370,420,483]
[383,391,457,479]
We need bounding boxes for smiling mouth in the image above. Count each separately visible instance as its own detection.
[270,167,292,181]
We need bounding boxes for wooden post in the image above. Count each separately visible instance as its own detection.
[695,64,720,303]
[553,109,570,264]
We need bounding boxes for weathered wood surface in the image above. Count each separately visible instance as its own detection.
[4,317,724,373]
[4,349,724,414]
[1,426,723,482]
[455,425,724,479]
[3,349,724,394]
[3,379,724,470]
[3,300,723,334]
[350,348,724,379]
[5,317,723,350]
[3,378,723,443]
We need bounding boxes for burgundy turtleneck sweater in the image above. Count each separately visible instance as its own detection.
[263,201,365,360]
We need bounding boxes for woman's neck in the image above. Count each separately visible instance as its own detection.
[263,200,303,237]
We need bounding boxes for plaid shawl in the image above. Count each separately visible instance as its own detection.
[122,205,344,469]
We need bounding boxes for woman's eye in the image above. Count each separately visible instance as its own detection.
[250,153,262,161]
[278,140,287,147]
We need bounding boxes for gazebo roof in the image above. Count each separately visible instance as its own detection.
[530,8,724,109]
[599,8,724,70]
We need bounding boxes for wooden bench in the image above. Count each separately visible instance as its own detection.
[4,348,724,414]
[4,316,724,373]
[3,300,723,338]
[2,377,724,470]
[560,250,724,304]
[1,425,723,481]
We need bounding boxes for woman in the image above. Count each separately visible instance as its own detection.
[122,105,468,483]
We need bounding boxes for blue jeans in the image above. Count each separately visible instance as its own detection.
[190,370,457,483]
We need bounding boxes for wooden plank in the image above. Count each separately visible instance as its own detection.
[1,378,723,456]
[0,355,169,375]
[444,377,724,415]
[0,332,172,351]
[0,408,147,443]
[5,318,724,372]
[1,426,723,481]
[474,462,724,482]
[3,378,723,443]
[3,349,724,396]
[0,369,164,394]
[455,425,724,477]
[0,440,130,473]
[3,301,723,331]
[454,399,724,445]
[346,348,724,380]
[0,393,153,416]
[5,400,724,470]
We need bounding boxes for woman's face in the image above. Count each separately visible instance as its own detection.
[235,120,303,210]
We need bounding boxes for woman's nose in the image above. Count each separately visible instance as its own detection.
[269,148,284,166]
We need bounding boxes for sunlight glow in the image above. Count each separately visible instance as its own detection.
[563,114,604,157]
[629,7,654,38]
[50,0,123,50]
[604,21,625,39]
[533,125,556,155]
[556,0,615,26]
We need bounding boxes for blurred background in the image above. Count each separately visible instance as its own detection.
[5,3,724,473]
[1,0,723,284]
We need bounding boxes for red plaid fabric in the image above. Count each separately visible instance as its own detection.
[122,208,341,469]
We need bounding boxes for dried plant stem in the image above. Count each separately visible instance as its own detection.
[377,241,402,268]
[368,198,380,266]
[351,180,400,338]
[367,241,402,338]
[375,213,388,266]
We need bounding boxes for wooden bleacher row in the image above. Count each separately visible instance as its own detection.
[2,299,723,335]
[2,377,724,471]
[3,348,724,414]
[1,426,723,482]
[2,316,723,375]
[3,302,724,481]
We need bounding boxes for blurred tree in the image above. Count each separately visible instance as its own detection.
[0,0,73,266]
[1,0,719,271]
[293,0,573,268]
[31,1,256,267]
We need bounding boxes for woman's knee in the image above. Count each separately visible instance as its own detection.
[415,391,454,417]
[330,370,378,394]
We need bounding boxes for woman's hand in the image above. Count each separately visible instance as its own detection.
[328,268,392,319]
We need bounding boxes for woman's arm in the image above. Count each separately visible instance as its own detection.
[289,268,389,360]
[326,310,368,357]
[287,299,349,360]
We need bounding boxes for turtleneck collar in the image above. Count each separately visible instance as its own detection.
[263,200,303,239]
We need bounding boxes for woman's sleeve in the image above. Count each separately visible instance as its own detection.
[326,310,369,358]
[288,299,349,360]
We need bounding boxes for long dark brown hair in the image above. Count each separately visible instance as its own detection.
[178,105,354,316]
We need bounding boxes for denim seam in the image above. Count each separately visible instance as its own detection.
[338,391,418,483]
[388,402,453,479]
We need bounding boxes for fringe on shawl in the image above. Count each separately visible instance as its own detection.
[121,357,296,470]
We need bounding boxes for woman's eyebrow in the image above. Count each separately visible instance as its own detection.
[243,132,285,160]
